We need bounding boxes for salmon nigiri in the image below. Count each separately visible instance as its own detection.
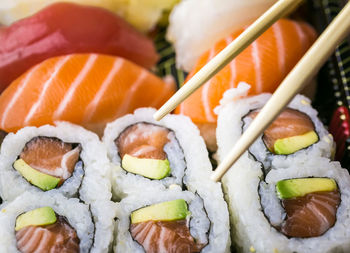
[0,54,175,134]
[175,19,317,150]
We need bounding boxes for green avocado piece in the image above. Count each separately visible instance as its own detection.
[13,159,60,191]
[276,178,337,199]
[274,131,318,155]
[15,207,57,231]
[131,199,191,224]
[122,154,170,179]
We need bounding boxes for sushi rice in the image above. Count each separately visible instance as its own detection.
[0,121,112,202]
[0,191,94,252]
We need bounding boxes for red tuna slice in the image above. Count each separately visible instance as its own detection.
[0,2,159,92]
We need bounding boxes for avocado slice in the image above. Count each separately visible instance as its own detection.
[13,159,60,191]
[15,207,57,231]
[276,178,337,199]
[273,131,318,155]
[122,154,170,179]
[131,199,191,224]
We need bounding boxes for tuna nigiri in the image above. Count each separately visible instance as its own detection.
[0,2,159,91]
[175,19,317,150]
[0,54,175,135]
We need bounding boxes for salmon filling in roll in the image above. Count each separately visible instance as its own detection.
[14,137,81,190]
[248,108,318,155]
[15,207,80,253]
[261,178,340,238]
[129,199,208,253]
[116,123,170,160]
[280,190,340,238]
[115,123,184,181]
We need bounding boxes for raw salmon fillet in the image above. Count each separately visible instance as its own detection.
[0,54,175,134]
[175,19,317,124]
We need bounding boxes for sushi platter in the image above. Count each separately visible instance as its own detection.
[0,0,349,252]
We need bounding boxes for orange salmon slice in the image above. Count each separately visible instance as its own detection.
[175,19,317,125]
[0,54,176,135]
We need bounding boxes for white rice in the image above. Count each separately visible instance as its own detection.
[89,200,117,253]
[0,191,94,252]
[0,122,112,202]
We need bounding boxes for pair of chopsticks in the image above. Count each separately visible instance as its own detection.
[154,0,350,182]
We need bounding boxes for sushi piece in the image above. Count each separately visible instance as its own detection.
[104,108,212,195]
[216,83,334,171]
[255,158,350,252]
[175,19,317,150]
[0,54,176,135]
[0,192,94,252]
[104,108,231,251]
[115,187,230,253]
[0,122,111,202]
[0,2,159,91]
[167,0,277,71]
[217,121,350,252]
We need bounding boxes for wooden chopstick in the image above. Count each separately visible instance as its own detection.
[153,0,303,121]
[211,1,350,182]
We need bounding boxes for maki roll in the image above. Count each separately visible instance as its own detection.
[216,83,334,171]
[218,146,350,252]
[115,187,230,253]
[0,192,94,252]
[105,108,231,251]
[103,108,214,196]
[256,158,350,252]
[0,122,111,202]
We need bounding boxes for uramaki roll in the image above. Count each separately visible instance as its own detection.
[115,187,230,253]
[0,122,112,202]
[103,108,215,197]
[0,192,94,252]
[216,83,334,172]
[257,158,350,252]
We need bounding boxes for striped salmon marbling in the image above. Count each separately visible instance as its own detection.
[0,54,176,134]
[175,19,317,124]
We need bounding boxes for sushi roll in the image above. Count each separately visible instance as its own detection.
[0,191,94,252]
[115,187,230,252]
[0,122,111,202]
[216,83,334,172]
[218,137,350,252]
[104,108,231,251]
[103,107,213,196]
[258,158,350,252]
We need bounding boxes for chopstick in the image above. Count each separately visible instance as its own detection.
[153,0,303,121]
[211,0,350,182]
